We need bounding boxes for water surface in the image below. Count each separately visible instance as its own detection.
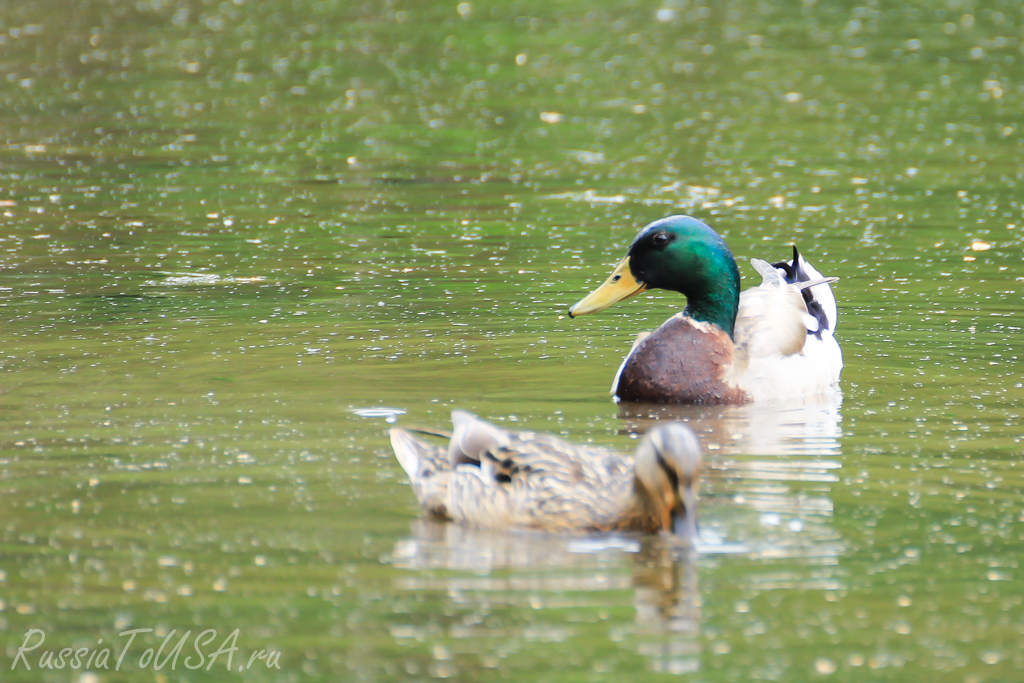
[2,1,1023,681]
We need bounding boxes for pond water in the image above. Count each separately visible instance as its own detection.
[2,0,1023,681]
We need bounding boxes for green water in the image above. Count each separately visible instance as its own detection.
[1,0,1023,680]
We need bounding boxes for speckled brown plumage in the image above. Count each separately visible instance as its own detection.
[390,412,702,538]
[395,429,657,531]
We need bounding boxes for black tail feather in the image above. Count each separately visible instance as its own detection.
[772,244,830,339]
[405,426,453,439]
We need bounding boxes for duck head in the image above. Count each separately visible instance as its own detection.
[633,422,702,544]
[569,215,741,337]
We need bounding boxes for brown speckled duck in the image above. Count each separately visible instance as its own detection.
[390,410,702,542]
[569,216,842,405]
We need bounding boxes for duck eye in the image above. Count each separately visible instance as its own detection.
[652,233,670,246]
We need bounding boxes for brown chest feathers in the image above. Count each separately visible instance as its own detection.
[614,315,751,405]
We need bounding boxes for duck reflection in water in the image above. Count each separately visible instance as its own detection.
[618,391,843,458]
[390,521,701,675]
[618,394,844,560]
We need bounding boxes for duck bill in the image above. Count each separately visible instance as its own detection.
[671,490,699,545]
[568,256,646,318]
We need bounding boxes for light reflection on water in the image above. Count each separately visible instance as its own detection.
[351,406,408,423]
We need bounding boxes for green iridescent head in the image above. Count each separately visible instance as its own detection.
[569,215,741,337]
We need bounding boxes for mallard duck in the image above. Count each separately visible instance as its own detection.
[569,215,842,404]
[390,410,702,541]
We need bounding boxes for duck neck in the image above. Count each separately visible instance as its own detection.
[676,245,740,338]
[629,478,669,532]
[683,284,739,339]
[658,233,741,338]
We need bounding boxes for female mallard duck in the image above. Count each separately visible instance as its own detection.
[390,410,702,541]
[569,215,842,404]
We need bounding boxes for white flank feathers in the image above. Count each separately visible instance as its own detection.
[732,254,842,402]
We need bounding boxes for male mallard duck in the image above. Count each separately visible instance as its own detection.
[569,215,842,404]
[390,410,702,541]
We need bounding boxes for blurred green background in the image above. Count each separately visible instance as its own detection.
[1,0,1023,681]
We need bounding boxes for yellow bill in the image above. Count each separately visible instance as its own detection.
[569,256,647,318]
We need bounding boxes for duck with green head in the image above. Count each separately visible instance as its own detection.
[570,216,842,404]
